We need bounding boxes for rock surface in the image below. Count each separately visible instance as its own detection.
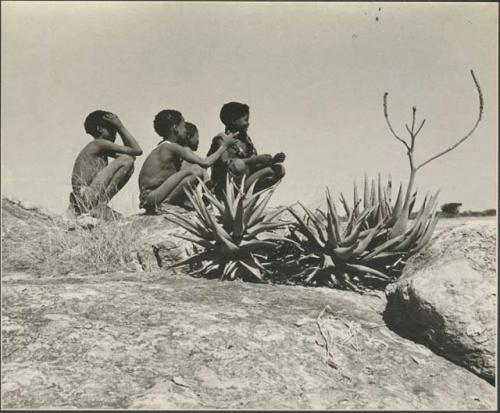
[2,270,496,410]
[385,222,497,384]
[122,211,197,271]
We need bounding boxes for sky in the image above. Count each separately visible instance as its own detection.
[1,1,498,216]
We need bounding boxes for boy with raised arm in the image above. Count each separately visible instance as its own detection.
[207,102,286,200]
[138,110,238,213]
[70,111,143,218]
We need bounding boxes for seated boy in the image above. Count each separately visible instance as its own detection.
[138,110,238,213]
[70,111,143,218]
[207,101,286,200]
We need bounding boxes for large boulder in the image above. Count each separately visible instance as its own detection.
[384,221,496,384]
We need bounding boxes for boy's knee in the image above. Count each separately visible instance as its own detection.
[116,155,135,169]
[190,165,205,177]
[273,164,286,179]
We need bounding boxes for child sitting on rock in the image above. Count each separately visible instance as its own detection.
[69,111,143,220]
[138,110,238,213]
[207,102,286,200]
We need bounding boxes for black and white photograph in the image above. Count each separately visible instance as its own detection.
[1,1,497,410]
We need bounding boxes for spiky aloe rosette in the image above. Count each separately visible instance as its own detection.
[287,174,440,291]
[164,176,293,281]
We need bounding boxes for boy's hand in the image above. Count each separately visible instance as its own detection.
[272,152,286,163]
[103,113,124,129]
[219,131,239,148]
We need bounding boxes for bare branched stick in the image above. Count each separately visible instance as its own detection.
[416,70,484,170]
[383,93,411,152]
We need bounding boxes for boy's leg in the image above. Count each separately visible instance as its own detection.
[140,167,201,209]
[164,165,207,206]
[244,164,286,192]
[88,155,136,207]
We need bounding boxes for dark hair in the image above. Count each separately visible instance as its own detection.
[153,110,183,138]
[185,122,198,138]
[219,102,249,127]
[84,110,111,137]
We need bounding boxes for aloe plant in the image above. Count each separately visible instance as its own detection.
[164,176,292,281]
[288,180,440,291]
[288,70,483,291]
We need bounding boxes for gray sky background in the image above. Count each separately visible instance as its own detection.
[1,1,497,215]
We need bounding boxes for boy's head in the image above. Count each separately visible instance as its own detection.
[220,102,250,134]
[185,122,199,151]
[84,110,116,141]
[153,109,187,140]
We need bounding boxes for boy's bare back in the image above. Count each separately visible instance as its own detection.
[71,141,110,190]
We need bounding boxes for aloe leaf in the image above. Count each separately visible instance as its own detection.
[242,194,260,227]
[339,192,351,218]
[226,175,235,207]
[229,265,239,280]
[258,234,302,250]
[353,221,383,256]
[205,212,239,252]
[238,240,277,253]
[388,183,403,226]
[233,195,245,239]
[333,244,357,260]
[387,174,393,203]
[248,187,277,227]
[339,220,364,247]
[326,211,338,249]
[173,233,214,249]
[262,205,289,223]
[354,205,376,228]
[184,188,210,227]
[377,173,383,209]
[412,203,440,253]
[221,188,235,222]
[298,202,327,245]
[370,178,377,207]
[359,251,405,262]
[197,179,224,212]
[393,220,425,252]
[353,181,360,216]
[345,263,390,280]
[326,188,342,242]
[238,258,263,280]
[244,222,289,239]
[164,214,207,239]
[361,234,405,261]
[305,266,321,283]
[288,207,324,251]
[363,173,369,209]
[168,250,214,269]
[222,260,238,280]
[243,180,258,203]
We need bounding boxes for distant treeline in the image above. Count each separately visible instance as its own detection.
[415,209,497,219]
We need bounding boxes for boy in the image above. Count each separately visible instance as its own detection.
[183,122,199,152]
[70,111,143,218]
[138,110,238,213]
[207,101,286,200]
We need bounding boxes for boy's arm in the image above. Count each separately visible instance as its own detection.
[244,152,286,167]
[100,113,143,156]
[170,132,238,168]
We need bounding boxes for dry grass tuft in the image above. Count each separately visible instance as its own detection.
[2,204,142,276]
